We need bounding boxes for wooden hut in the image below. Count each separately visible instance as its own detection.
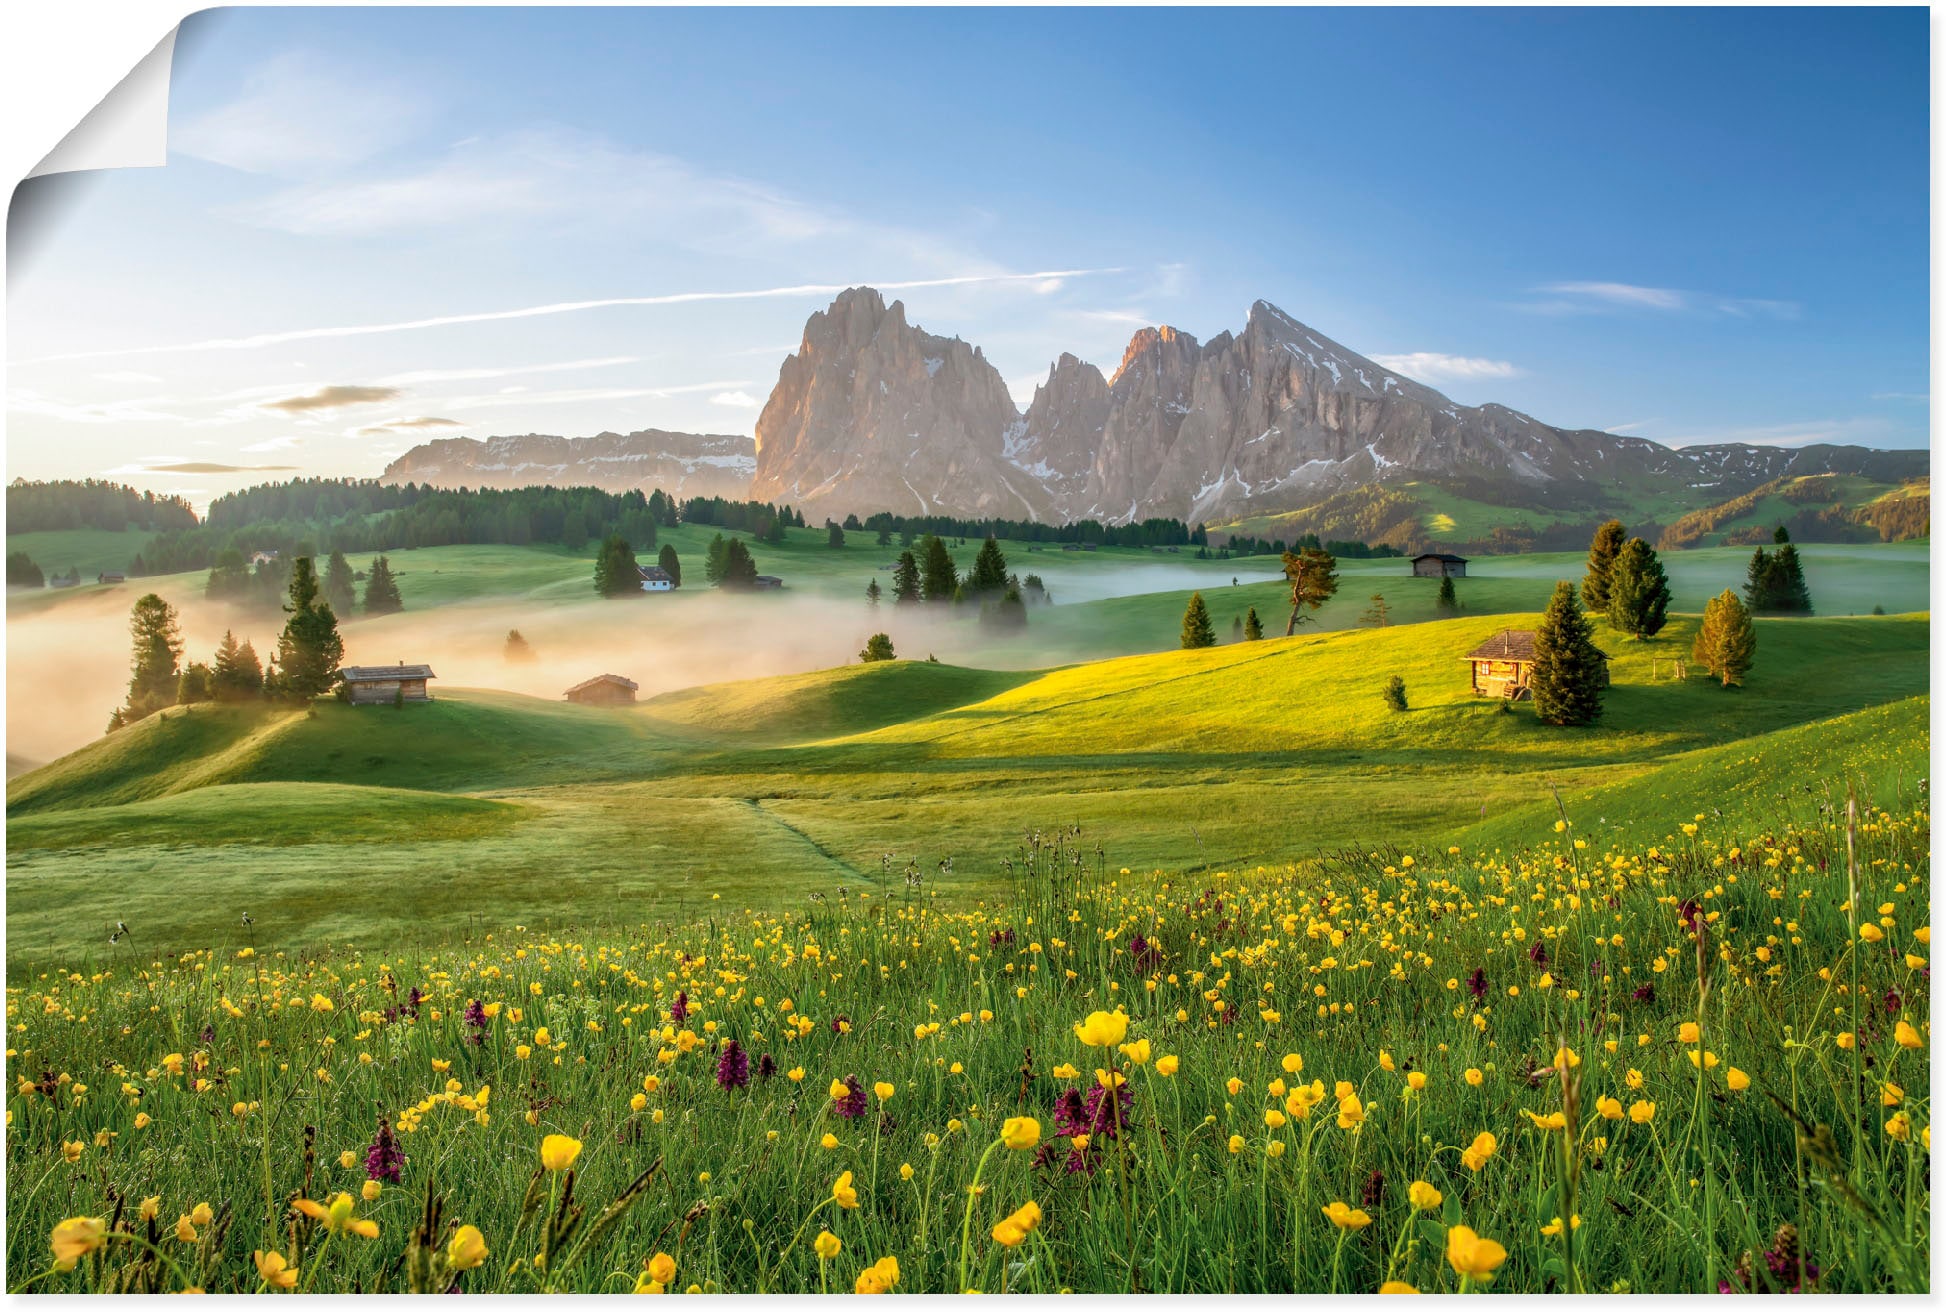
[339,663,436,705]
[1463,629,1609,699]
[565,673,639,706]
[1412,552,1468,578]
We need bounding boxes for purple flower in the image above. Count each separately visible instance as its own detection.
[405,987,424,1019]
[463,999,488,1046]
[1130,934,1162,972]
[1528,940,1549,968]
[670,991,689,1024]
[835,1075,868,1119]
[716,1040,750,1091]
[1466,968,1487,1002]
[365,1118,404,1184]
[1885,988,1902,1014]
[758,1053,777,1082]
[1631,983,1656,1004]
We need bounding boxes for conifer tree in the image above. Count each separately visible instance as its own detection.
[119,592,183,724]
[1743,544,1772,611]
[859,633,895,662]
[504,629,535,664]
[981,584,1028,630]
[177,662,215,705]
[211,630,264,700]
[6,552,43,588]
[1582,519,1627,613]
[1381,675,1408,712]
[865,578,882,608]
[1280,546,1340,634]
[363,555,404,615]
[721,538,758,588]
[273,559,344,701]
[1243,607,1263,641]
[1530,581,1605,726]
[1436,574,1459,616]
[919,535,958,602]
[1359,593,1391,627]
[891,551,921,605]
[324,549,356,615]
[1231,615,1244,642]
[1606,536,1673,639]
[593,534,641,598]
[705,534,730,586]
[1691,589,1756,688]
[827,522,846,548]
[657,543,682,588]
[1769,533,1814,614]
[968,536,1009,595]
[1181,592,1216,649]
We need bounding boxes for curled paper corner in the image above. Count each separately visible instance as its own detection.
[28,25,180,180]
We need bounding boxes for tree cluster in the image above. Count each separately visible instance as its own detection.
[1743,529,1814,614]
[6,478,196,534]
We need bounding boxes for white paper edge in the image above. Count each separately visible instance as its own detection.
[26,24,178,179]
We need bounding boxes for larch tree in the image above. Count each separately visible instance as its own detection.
[1280,546,1340,634]
[1243,607,1264,641]
[119,592,183,724]
[1530,581,1605,727]
[1436,574,1459,616]
[968,536,1009,595]
[721,538,759,588]
[211,629,264,700]
[865,578,882,608]
[1691,589,1757,687]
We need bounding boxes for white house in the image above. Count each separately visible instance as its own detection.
[638,565,674,592]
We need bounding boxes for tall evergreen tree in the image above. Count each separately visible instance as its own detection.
[211,630,264,700]
[1530,581,1605,727]
[1605,536,1673,639]
[827,522,846,548]
[1381,675,1408,712]
[1742,545,1773,611]
[177,662,215,705]
[593,534,642,598]
[865,578,882,608]
[859,632,896,662]
[705,534,730,586]
[1181,592,1216,649]
[891,551,921,605]
[982,584,1028,630]
[363,555,404,615]
[1243,607,1264,641]
[323,549,356,615]
[919,535,958,602]
[205,547,251,602]
[721,538,759,588]
[657,543,682,587]
[504,629,535,663]
[1436,574,1459,616]
[1280,546,1340,634]
[275,558,345,701]
[1231,615,1244,642]
[119,592,183,724]
[1691,589,1757,688]
[1582,519,1627,613]
[968,536,1009,595]
[1768,538,1814,614]
[6,551,44,588]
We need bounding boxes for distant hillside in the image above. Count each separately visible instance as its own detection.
[381,431,755,500]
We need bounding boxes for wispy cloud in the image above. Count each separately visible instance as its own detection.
[172,52,427,176]
[1522,281,1800,320]
[709,391,761,409]
[104,459,302,475]
[16,269,1125,366]
[353,416,465,437]
[93,370,162,384]
[260,384,401,414]
[374,357,639,387]
[1602,419,1661,435]
[240,435,303,452]
[1369,352,1521,384]
[1660,417,1897,448]
[7,388,184,424]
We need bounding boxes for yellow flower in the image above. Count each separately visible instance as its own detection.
[1227,1134,1245,1155]
[1336,1092,1365,1130]
[1726,1068,1750,1092]
[361,1179,383,1202]
[295,1192,379,1239]
[990,1200,1042,1248]
[1053,1063,1080,1080]
[787,1067,806,1083]
[821,1133,840,1150]
[1447,1226,1508,1280]
[1407,1181,1442,1211]
[829,1079,850,1101]
[1118,1038,1152,1066]
[254,1250,299,1291]
[832,1171,860,1209]
[1379,1281,1420,1293]
[1265,1108,1288,1129]
[1540,1215,1582,1237]
[1678,1021,1701,1044]
[338,1150,358,1170]
[1156,1055,1180,1076]
[175,1216,199,1244]
[1629,1100,1656,1124]
[1860,924,1885,943]
[1461,1131,1498,1172]
[190,1203,213,1227]
[1405,1071,1428,1093]
[1836,1032,1856,1050]
[1687,1050,1720,1070]
[61,1140,85,1164]
[855,1255,900,1294]
[1281,1053,1304,1074]
[1226,1077,1246,1097]
[50,1217,105,1271]
[1885,1113,1912,1142]
[644,1252,677,1285]
[1322,1201,1372,1230]
[539,1134,583,1172]
[1883,1082,1905,1107]
[1896,1020,1924,1049]
[814,1231,841,1260]
[1379,1051,1396,1071]
[1524,1109,1567,1131]
[1000,1116,1041,1151]
[1595,1095,1623,1121]
[1464,1068,1484,1087]
[874,1081,895,1103]
[446,1225,488,1272]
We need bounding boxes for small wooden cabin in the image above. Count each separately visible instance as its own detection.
[1463,629,1609,700]
[752,575,784,590]
[339,663,436,705]
[638,565,674,592]
[565,673,639,706]
[1412,552,1468,578]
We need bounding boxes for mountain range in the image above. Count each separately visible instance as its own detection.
[384,288,1924,536]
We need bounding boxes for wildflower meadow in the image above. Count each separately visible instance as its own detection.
[5,802,1930,1293]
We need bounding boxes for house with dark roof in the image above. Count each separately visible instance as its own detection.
[638,565,674,592]
[565,673,639,706]
[339,663,436,705]
[1463,629,1609,699]
[1412,552,1469,578]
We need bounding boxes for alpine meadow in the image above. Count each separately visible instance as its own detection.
[2,5,1931,1299]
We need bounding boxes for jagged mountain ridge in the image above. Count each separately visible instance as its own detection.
[751,287,1923,525]
[380,430,755,500]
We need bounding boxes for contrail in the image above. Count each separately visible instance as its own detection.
[14,268,1122,365]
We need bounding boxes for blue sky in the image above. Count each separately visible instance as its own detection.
[7,6,1930,508]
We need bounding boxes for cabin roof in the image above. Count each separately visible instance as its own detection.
[340,664,437,682]
[565,673,639,695]
[1463,629,1610,662]
[638,565,672,581]
[1414,552,1469,563]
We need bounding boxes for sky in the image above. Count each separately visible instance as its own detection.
[5,6,1931,512]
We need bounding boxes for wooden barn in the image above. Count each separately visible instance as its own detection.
[339,663,437,705]
[1412,552,1469,578]
[1463,629,1609,699]
[565,673,639,706]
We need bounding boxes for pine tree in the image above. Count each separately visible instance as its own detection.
[504,629,535,663]
[177,661,215,704]
[1606,536,1672,639]
[324,549,356,615]
[865,578,882,608]
[656,543,682,587]
[1436,574,1459,616]
[1381,675,1408,712]
[982,584,1028,630]
[876,527,893,548]
[705,534,730,586]
[827,522,846,548]
[1243,607,1263,641]
[1231,615,1244,642]
[721,538,759,588]
[1181,592,1216,649]
[1769,540,1814,614]
[205,548,251,602]
[1691,589,1757,688]
[119,592,183,723]
[6,551,43,588]
[1359,593,1391,627]
[968,536,1009,595]
[275,559,346,701]
[891,551,921,605]
[593,534,642,598]
[1743,545,1773,611]
[1280,546,1340,634]
[919,535,958,602]
[1582,519,1627,613]
[859,633,896,663]
[363,555,404,615]
[1530,581,1605,726]
[212,631,264,700]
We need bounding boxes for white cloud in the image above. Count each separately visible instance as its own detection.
[172,53,426,176]
[1660,417,1897,448]
[1368,352,1521,384]
[1528,281,1800,320]
[374,357,639,387]
[240,435,304,452]
[709,391,761,409]
[92,370,162,384]
[6,388,184,424]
